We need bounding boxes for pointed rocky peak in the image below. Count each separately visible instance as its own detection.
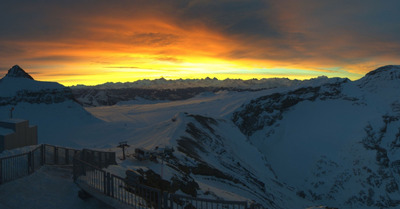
[358,65,400,87]
[5,65,34,80]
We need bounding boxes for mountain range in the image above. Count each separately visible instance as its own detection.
[71,76,345,107]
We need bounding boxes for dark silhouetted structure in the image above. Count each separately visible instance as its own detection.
[0,119,37,152]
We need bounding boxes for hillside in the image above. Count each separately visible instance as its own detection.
[233,65,400,208]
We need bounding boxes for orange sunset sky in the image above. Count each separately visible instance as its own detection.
[0,0,399,86]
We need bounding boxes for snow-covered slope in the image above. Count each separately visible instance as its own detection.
[101,112,312,208]
[233,65,400,208]
[166,113,309,208]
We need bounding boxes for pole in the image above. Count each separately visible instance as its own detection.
[10,107,14,119]
[118,141,129,160]
[122,146,126,160]
[0,159,2,184]
[160,155,164,179]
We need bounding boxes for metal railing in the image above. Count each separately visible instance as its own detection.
[111,174,164,209]
[43,144,81,165]
[0,144,80,184]
[80,148,116,169]
[169,194,247,209]
[1,144,266,209]
[73,154,265,209]
[74,157,164,209]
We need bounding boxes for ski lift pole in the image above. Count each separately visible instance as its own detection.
[118,141,130,160]
[161,154,164,179]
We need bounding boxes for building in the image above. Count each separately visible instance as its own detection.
[0,119,38,152]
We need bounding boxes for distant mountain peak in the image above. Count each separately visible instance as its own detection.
[364,65,400,79]
[358,65,400,87]
[5,65,34,80]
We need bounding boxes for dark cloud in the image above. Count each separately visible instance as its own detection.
[0,0,278,41]
[0,0,398,44]
[265,0,400,59]
[177,0,278,37]
[130,33,180,47]
[300,0,400,39]
[0,0,159,41]
[24,55,83,62]
[0,43,26,56]
[0,1,81,41]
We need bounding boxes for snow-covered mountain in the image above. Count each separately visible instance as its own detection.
[0,65,101,147]
[232,65,400,208]
[71,77,300,90]
[0,65,74,104]
[72,87,225,107]
[72,76,346,107]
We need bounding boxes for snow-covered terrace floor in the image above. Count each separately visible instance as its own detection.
[0,166,113,209]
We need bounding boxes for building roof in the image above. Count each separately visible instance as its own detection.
[0,127,14,135]
[0,118,27,124]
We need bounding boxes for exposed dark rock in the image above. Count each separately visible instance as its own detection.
[0,88,76,106]
[177,136,206,161]
[5,65,34,80]
[232,82,347,136]
[133,168,200,197]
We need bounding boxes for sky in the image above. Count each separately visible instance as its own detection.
[0,0,399,86]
